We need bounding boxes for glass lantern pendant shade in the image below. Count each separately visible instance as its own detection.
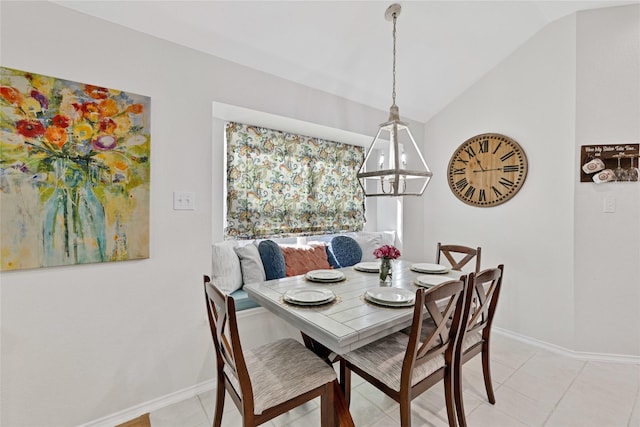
[358,105,432,196]
[357,4,432,197]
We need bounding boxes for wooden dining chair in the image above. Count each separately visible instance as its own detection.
[436,243,482,273]
[339,276,472,427]
[454,265,504,427]
[204,275,341,427]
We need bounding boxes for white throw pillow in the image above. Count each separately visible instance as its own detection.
[354,232,383,262]
[234,244,266,285]
[380,230,397,246]
[212,241,243,294]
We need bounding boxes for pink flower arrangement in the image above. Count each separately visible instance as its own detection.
[373,245,401,260]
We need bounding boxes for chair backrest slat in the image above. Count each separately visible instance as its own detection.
[403,276,471,382]
[465,265,504,340]
[436,243,482,273]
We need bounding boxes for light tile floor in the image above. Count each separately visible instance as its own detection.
[150,334,640,427]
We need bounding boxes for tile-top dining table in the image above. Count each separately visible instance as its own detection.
[244,259,464,355]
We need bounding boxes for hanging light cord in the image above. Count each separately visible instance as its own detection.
[391,11,397,107]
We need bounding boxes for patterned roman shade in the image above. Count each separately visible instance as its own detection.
[225,122,365,239]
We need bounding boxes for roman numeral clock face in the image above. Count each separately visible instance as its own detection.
[447,133,528,207]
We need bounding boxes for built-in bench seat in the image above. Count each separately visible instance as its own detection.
[229,288,261,311]
[211,231,396,311]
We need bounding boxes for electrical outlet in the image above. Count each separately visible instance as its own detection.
[174,191,195,210]
[603,196,616,213]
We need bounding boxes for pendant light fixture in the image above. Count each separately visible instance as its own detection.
[357,3,432,197]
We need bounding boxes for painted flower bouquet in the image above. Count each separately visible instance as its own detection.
[374,244,400,282]
[0,66,150,269]
[0,73,148,190]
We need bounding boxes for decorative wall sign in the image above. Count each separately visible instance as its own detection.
[0,67,151,270]
[580,144,639,183]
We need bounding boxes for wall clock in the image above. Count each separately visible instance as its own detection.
[447,133,528,207]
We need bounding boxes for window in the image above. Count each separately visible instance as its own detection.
[225,122,365,239]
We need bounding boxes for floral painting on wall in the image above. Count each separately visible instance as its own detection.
[0,67,150,270]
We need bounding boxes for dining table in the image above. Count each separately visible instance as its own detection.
[244,259,464,426]
[243,259,464,355]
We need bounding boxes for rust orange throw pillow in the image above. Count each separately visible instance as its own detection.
[280,245,332,276]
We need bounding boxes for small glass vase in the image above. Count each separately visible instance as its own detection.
[379,257,392,285]
[42,158,107,266]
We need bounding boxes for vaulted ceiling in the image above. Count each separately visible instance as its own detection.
[55,1,638,122]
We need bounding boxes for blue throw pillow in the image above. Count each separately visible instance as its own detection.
[330,236,363,268]
[258,240,286,280]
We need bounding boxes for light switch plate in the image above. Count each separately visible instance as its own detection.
[174,191,195,210]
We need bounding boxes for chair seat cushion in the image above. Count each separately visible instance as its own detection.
[342,331,445,392]
[228,338,337,415]
[462,330,483,352]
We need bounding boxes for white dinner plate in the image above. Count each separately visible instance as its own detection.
[284,289,336,305]
[364,287,415,307]
[365,294,415,308]
[414,274,452,288]
[366,296,415,308]
[305,269,346,282]
[410,263,450,274]
[353,262,380,273]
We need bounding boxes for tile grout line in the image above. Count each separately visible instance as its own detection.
[626,376,640,427]
[196,392,212,425]
[469,353,540,427]
[540,359,588,426]
[486,382,540,427]
[499,347,538,383]
[485,345,569,427]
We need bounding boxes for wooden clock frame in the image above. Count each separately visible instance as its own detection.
[447,133,528,207]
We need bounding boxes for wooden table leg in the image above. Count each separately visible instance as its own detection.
[301,332,339,365]
[334,380,355,427]
[301,333,353,426]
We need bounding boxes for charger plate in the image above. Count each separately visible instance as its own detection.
[354,262,380,272]
[414,274,451,288]
[283,288,336,306]
[305,269,346,283]
[364,287,415,307]
[410,263,449,274]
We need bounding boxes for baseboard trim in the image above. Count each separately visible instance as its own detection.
[78,379,216,427]
[494,328,640,364]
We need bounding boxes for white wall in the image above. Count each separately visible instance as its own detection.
[574,5,640,356]
[424,13,577,348]
[0,2,425,426]
[424,4,640,355]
